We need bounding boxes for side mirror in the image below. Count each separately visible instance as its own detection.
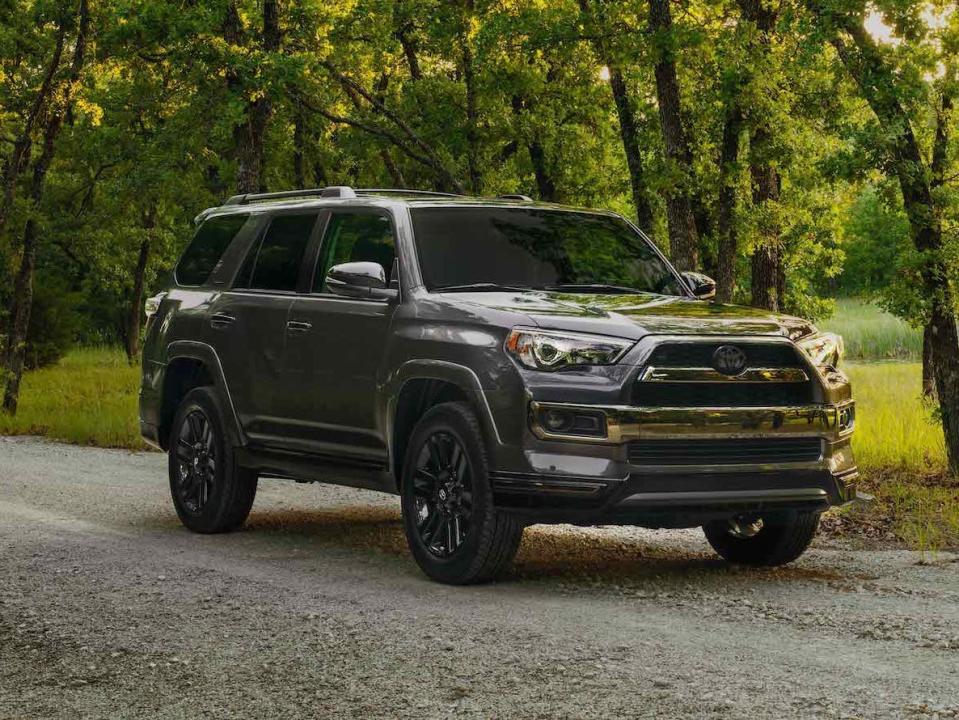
[681,271,716,300]
[326,261,398,300]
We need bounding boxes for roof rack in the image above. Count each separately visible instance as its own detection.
[497,194,533,201]
[222,186,471,206]
[355,188,463,198]
[223,186,358,205]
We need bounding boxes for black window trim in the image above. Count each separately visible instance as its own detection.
[175,212,252,288]
[305,206,401,304]
[230,208,325,295]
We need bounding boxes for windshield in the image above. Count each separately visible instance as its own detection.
[409,206,684,295]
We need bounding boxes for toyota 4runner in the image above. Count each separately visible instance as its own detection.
[139,186,857,584]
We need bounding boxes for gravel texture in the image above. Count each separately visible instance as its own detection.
[1,435,958,719]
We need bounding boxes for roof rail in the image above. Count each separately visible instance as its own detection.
[355,188,463,198]
[497,194,533,201]
[223,186,357,206]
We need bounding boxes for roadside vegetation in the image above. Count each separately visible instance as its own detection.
[2,301,955,550]
[0,347,143,449]
[820,299,922,362]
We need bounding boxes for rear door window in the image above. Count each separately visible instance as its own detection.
[176,214,250,286]
[237,213,319,292]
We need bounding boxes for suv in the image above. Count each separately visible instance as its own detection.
[140,186,857,584]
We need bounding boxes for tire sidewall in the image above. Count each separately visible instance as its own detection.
[168,387,234,533]
[400,403,496,582]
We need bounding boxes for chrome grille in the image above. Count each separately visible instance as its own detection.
[634,340,816,408]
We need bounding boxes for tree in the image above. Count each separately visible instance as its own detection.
[647,0,699,271]
[806,0,959,473]
[3,0,90,414]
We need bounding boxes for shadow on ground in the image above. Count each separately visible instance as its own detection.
[204,504,853,588]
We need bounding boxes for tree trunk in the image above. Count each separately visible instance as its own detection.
[509,94,558,202]
[737,0,783,311]
[228,0,279,195]
[460,31,482,193]
[395,22,423,81]
[0,24,66,238]
[815,5,959,474]
[749,133,781,310]
[608,68,655,230]
[923,322,936,399]
[577,0,655,229]
[373,74,406,187]
[528,138,556,202]
[2,217,37,413]
[716,103,743,303]
[125,205,154,364]
[293,106,306,188]
[125,236,151,364]
[647,0,698,270]
[3,0,89,414]
[381,149,406,187]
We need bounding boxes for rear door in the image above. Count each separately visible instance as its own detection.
[207,210,322,447]
[281,209,399,467]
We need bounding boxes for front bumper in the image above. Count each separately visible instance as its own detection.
[489,401,858,527]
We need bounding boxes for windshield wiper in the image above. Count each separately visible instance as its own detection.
[433,283,532,293]
[541,283,647,295]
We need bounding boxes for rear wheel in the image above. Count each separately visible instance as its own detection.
[168,387,257,533]
[703,510,820,566]
[400,402,524,584]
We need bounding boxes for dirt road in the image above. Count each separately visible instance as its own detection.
[1,436,957,719]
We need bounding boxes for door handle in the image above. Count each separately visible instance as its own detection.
[286,320,313,333]
[210,313,236,329]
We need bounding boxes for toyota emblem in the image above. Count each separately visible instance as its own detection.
[712,345,747,376]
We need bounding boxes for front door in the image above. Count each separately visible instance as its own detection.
[283,209,398,468]
[211,210,321,447]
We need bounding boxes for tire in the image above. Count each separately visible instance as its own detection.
[703,511,820,566]
[400,402,524,585]
[168,386,257,534]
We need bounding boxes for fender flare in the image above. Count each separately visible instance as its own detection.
[385,359,504,452]
[165,340,247,447]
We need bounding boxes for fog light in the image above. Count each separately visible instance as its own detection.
[838,404,855,433]
[535,407,608,438]
[544,409,573,432]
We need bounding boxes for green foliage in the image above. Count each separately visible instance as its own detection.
[820,298,922,361]
[22,272,83,368]
[0,0,955,368]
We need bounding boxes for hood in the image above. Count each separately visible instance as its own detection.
[441,290,815,340]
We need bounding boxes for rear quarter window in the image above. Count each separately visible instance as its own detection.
[175,214,250,286]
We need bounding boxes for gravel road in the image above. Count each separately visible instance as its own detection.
[1,436,958,719]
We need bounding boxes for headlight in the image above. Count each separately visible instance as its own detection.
[797,331,844,368]
[505,327,634,371]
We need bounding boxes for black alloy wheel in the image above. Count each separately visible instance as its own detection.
[411,431,474,557]
[400,402,524,584]
[168,387,258,534]
[173,408,217,515]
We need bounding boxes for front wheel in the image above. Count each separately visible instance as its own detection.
[703,510,820,566]
[400,402,524,584]
[168,387,257,534]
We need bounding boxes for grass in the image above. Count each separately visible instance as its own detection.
[820,298,922,361]
[0,346,146,450]
[845,362,945,474]
[840,362,958,552]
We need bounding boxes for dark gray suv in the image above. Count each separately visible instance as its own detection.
[139,186,857,584]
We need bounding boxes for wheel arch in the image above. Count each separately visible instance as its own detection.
[388,361,502,491]
[160,341,245,450]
